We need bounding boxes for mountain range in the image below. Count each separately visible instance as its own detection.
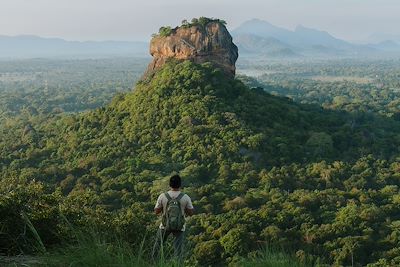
[0,35,148,59]
[1,19,399,59]
[232,19,400,58]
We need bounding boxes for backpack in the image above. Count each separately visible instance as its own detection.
[162,192,185,231]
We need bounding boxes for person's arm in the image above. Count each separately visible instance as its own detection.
[185,208,194,216]
[154,194,163,215]
[155,207,162,215]
[185,195,195,216]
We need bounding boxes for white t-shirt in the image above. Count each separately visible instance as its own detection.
[154,190,194,231]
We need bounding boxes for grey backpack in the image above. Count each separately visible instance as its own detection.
[162,192,185,231]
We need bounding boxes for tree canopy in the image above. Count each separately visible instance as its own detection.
[1,59,400,266]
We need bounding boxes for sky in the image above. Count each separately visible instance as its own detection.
[1,0,399,42]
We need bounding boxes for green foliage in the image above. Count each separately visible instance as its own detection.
[40,228,178,267]
[241,59,400,117]
[158,26,173,37]
[0,177,62,254]
[193,17,227,28]
[240,247,314,267]
[220,226,252,257]
[0,230,310,267]
[1,58,400,266]
[155,17,227,37]
[193,240,222,266]
[305,132,334,159]
[0,58,146,119]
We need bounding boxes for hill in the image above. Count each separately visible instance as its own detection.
[145,17,238,77]
[234,34,298,57]
[368,40,400,51]
[1,18,400,266]
[1,59,400,265]
[233,19,349,49]
[367,32,400,43]
[232,19,395,58]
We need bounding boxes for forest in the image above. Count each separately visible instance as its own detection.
[1,57,400,266]
[238,58,400,117]
[0,58,147,118]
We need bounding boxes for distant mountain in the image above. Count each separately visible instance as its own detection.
[367,40,400,51]
[367,33,400,44]
[2,24,399,60]
[233,34,298,57]
[232,19,293,41]
[0,35,149,59]
[293,25,351,49]
[232,19,385,58]
[233,19,351,48]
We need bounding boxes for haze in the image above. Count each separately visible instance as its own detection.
[1,0,399,42]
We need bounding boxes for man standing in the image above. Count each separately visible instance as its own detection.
[152,174,194,261]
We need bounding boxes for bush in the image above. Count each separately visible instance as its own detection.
[193,240,223,266]
[158,26,173,37]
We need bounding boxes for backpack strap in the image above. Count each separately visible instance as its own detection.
[176,192,185,201]
[165,192,184,201]
[164,192,172,201]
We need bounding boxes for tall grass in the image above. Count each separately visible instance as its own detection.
[39,229,184,267]
[37,231,315,267]
[21,211,46,254]
[1,218,317,267]
[239,247,315,267]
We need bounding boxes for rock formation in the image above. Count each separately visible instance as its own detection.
[144,20,239,78]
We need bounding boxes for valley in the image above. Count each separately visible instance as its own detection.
[1,18,400,267]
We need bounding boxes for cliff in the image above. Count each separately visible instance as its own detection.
[144,19,238,78]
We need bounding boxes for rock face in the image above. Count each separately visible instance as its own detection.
[145,22,238,78]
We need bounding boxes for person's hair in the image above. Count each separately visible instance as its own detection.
[169,174,181,189]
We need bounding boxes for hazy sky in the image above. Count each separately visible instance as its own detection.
[1,0,399,42]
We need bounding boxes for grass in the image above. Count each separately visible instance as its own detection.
[239,247,316,267]
[2,237,316,267]
[3,243,317,267]
[38,229,184,267]
[0,219,317,267]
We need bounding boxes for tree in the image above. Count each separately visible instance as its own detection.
[305,132,334,159]
[193,240,223,266]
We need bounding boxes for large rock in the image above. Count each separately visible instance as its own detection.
[145,21,238,78]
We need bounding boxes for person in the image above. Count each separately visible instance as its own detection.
[152,174,194,261]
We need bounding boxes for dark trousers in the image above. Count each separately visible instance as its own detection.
[152,228,184,261]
